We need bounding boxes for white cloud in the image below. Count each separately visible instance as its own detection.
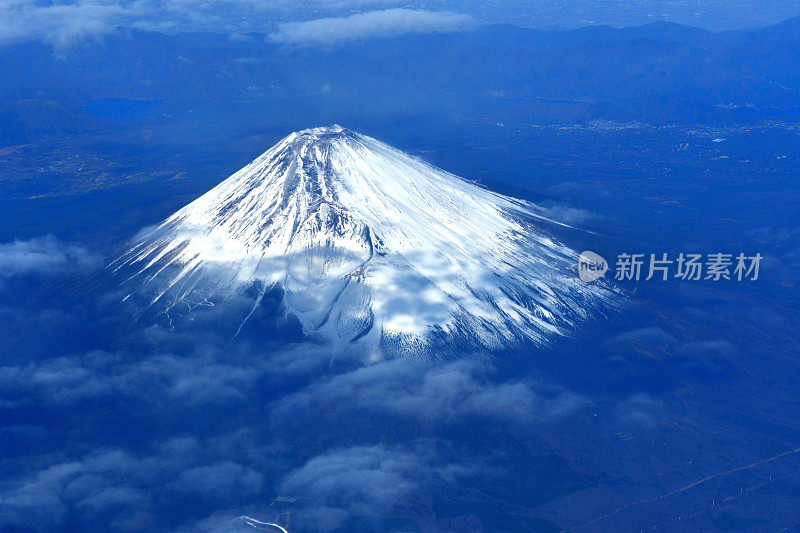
[272,358,589,426]
[0,235,100,277]
[0,443,263,530]
[280,445,422,514]
[269,8,476,46]
[277,443,482,527]
[0,1,132,46]
[0,350,261,407]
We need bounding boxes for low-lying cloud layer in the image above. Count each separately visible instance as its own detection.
[0,235,751,531]
[0,276,590,531]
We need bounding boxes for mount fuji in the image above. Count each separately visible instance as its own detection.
[116,126,617,355]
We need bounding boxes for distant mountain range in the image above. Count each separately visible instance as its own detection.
[1,17,799,146]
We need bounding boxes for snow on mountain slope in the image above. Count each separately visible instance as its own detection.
[116,125,617,354]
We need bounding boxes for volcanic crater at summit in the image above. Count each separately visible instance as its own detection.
[116,126,617,354]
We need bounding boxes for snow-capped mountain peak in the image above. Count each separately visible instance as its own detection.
[117,126,616,354]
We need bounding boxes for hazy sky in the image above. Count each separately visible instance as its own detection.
[1,0,799,47]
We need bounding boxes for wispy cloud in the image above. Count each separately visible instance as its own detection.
[269,8,476,46]
[0,441,263,531]
[0,1,132,47]
[0,235,100,277]
[278,443,485,529]
[272,358,588,427]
